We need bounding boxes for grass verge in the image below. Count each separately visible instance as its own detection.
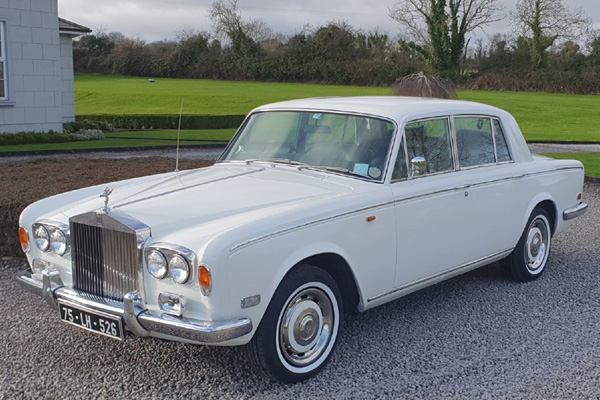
[541,153,600,177]
[0,129,235,153]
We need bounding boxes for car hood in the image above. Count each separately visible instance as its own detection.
[57,164,358,239]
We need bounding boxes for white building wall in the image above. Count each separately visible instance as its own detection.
[60,34,74,123]
[0,0,63,133]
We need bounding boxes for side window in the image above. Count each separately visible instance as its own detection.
[392,136,407,180]
[493,119,512,162]
[454,117,495,168]
[405,118,453,177]
[0,22,7,100]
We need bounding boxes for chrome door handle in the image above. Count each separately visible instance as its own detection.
[454,184,471,189]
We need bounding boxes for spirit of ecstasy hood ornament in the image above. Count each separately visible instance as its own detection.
[100,187,113,213]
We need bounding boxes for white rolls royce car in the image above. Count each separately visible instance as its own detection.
[16,97,587,383]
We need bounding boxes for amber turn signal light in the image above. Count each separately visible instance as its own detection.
[18,227,30,253]
[198,265,212,296]
[577,193,582,201]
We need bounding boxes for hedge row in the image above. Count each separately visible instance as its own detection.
[76,114,246,130]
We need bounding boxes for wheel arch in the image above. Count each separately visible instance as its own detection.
[524,194,558,236]
[300,253,361,314]
[535,199,557,235]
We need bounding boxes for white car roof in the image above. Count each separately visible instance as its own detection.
[252,96,508,123]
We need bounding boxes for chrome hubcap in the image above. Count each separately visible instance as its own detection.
[525,218,549,272]
[279,287,334,367]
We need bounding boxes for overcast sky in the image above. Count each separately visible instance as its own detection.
[58,0,600,44]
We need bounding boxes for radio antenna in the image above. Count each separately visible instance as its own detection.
[175,99,183,172]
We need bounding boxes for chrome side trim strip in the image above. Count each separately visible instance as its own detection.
[367,249,512,303]
[229,201,395,252]
[230,166,584,253]
[563,202,588,221]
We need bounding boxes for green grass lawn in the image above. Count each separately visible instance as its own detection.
[542,153,600,177]
[75,75,390,116]
[462,91,600,142]
[75,75,600,143]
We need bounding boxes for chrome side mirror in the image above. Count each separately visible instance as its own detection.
[411,156,427,176]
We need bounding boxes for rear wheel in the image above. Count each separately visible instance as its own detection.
[246,264,343,383]
[501,207,552,282]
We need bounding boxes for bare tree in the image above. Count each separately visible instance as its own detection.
[512,0,592,68]
[208,0,272,43]
[388,0,502,75]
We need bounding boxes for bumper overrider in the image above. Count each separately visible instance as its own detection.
[15,268,252,343]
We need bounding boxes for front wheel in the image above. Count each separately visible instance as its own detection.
[501,207,552,282]
[246,264,343,383]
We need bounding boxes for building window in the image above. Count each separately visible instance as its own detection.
[0,21,6,100]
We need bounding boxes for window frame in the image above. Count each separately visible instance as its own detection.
[491,118,513,165]
[453,115,498,170]
[218,109,399,184]
[0,20,7,101]
[393,115,456,182]
[393,114,515,183]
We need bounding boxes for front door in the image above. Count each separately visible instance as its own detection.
[390,117,477,287]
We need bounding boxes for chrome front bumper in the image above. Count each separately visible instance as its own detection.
[14,269,252,344]
[563,202,588,221]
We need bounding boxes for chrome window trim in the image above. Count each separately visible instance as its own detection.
[449,114,460,171]
[490,117,499,163]
[492,118,514,163]
[367,248,513,303]
[403,115,455,179]
[218,109,399,184]
[453,115,498,170]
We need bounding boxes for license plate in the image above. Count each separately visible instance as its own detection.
[59,302,124,340]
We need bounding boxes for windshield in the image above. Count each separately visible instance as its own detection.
[220,111,395,181]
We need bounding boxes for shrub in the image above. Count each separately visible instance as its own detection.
[69,129,105,141]
[0,128,105,146]
[63,119,114,133]
[0,131,71,146]
[76,114,245,130]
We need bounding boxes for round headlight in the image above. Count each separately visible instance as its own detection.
[169,254,190,284]
[33,224,50,252]
[147,250,168,279]
[50,229,68,256]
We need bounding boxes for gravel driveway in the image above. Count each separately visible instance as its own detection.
[1,184,598,399]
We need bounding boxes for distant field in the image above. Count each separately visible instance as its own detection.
[75,75,600,142]
[75,75,389,115]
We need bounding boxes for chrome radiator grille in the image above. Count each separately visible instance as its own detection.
[71,219,139,302]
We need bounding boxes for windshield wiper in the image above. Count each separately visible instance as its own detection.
[244,158,307,166]
[314,166,370,179]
